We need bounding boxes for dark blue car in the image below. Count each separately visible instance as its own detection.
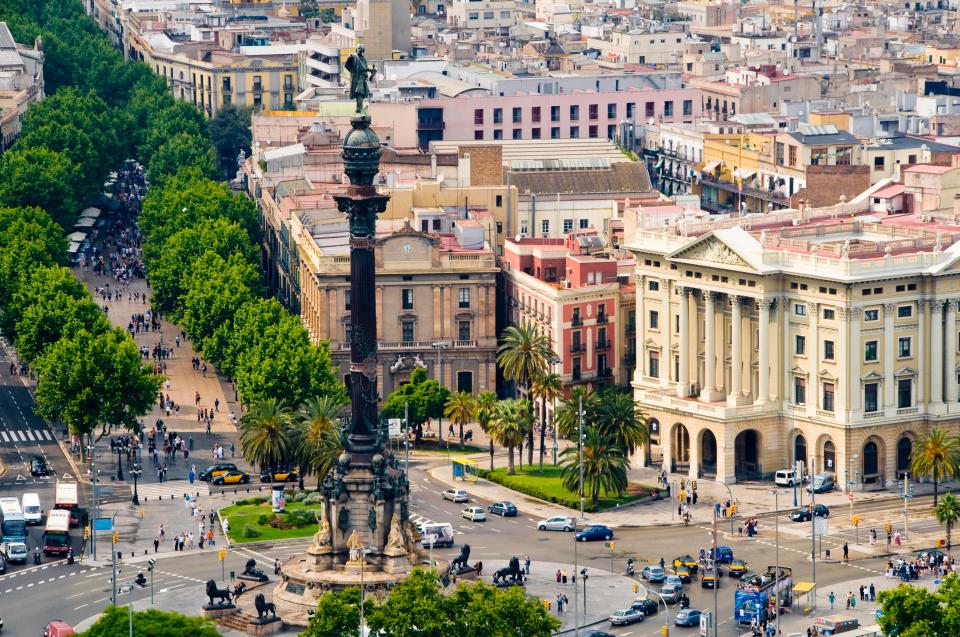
[710,546,734,563]
[576,524,613,542]
[488,501,518,517]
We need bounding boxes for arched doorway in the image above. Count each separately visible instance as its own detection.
[862,437,885,488]
[823,440,836,473]
[700,430,717,477]
[863,441,878,476]
[794,435,807,467]
[897,436,913,478]
[672,424,690,473]
[735,429,761,480]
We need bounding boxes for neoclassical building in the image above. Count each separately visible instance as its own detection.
[628,196,960,488]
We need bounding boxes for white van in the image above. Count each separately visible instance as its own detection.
[420,522,455,548]
[22,493,42,525]
[775,469,799,487]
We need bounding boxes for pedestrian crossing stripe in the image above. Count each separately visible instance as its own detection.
[0,429,53,443]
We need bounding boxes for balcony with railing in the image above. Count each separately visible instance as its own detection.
[598,367,613,378]
[569,343,585,353]
[625,323,636,335]
[572,316,583,327]
[595,340,610,351]
[596,314,608,324]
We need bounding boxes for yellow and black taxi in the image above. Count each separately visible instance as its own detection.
[727,559,748,578]
[700,566,720,588]
[259,468,299,483]
[199,463,238,482]
[673,563,693,583]
[673,554,699,573]
[213,469,251,485]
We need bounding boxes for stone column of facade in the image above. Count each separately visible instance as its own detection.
[701,291,724,402]
[677,285,690,398]
[661,282,672,389]
[781,296,791,406]
[931,299,944,410]
[848,308,861,414]
[634,274,644,386]
[756,298,772,405]
[806,302,819,419]
[837,308,848,415]
[728,296,749,406]
[884,303,896,412]
[917,301,926,412]
[947,300,958,406]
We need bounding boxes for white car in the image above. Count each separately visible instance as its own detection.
[442,489,469,503]
[461,506,486,522]
[537,516,574,532]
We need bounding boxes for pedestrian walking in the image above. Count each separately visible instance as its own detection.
[230,442,235,457]
[556,569,561,583]
[274,559,281,575]
[843,543,849,562]
[828,591,835,610]
[524,556,531,575]
[153,537,160,553]
[869,583,876,601]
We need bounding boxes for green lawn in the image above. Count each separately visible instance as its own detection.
[481,464,660,513]
[220,500,319,544]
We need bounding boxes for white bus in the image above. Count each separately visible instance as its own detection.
[43,509,71,556]
[0,497,26,543]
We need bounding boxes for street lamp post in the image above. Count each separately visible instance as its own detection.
[654,593,671,636]
[580,568,588,615]
[115,441,126,480]
[111,509,139,606]
[148,558,156,605]
[768,488,781,636]
[130,464,143,506]
[573,520,580,637]
[578,395,585,519]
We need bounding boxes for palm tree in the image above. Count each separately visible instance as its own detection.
[530,372,562,468]
[911,428,960,506]
[239,398,294,473]
[497,322,551,465]
[934,493,960,550]
[554,386,601,439]
[475,391,498,470]
[444,391,477,449]
[596,390,649,459]
[560,426,629,506]
[292,396,344,487]
[492,399,531,475]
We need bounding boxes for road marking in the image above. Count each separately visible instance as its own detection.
[41,429,52,440]
[16,430,25,441]
[0,431,8,442]
[25,430,35,441]
[74,603,89,610]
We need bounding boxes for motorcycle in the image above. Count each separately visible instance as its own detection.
[679,594,690,609]
[626,559,635,576]
[33,549,41,565]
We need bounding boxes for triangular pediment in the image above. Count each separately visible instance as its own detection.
[667,228,763,273]
[644,338,660,348]
[818,369,836,381]
[861,370,884,382]
[895,366,918,378]
[790,364,807,375]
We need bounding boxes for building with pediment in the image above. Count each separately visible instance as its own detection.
[628,185,960,489]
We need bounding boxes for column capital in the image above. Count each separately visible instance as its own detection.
[807,301,819,314]
[837,307,848,320]
[884,303,896,315]
[946,299,956,312]
[676,285,691,296]
[706,290,722,302]
[931,299,944,314]
[729,294,745,307]
[918,300,926,314]
[756,298,775,311]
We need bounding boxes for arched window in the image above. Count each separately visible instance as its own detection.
[863,441,879,476]
[823,441,836,472]
[794,435,807,466]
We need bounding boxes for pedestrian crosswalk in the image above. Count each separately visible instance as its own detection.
[136,480,210,502]
[0,428,55,443]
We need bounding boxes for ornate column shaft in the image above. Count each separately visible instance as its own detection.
[701,292,724,402]
[728,296,748,406]
[677,286,690,397]
[931,300,944,408]
[756,298,772,405]
[947,300,957,405]
[806,302,819,419]
[884,303,896,411]
[848,307,861,414]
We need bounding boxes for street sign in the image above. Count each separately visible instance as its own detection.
[875,609,884,620]
[218,548,226,561]
[94,517,113,531]
[388,418,402,438]
[813,517,828,537]
[699,610,712,636]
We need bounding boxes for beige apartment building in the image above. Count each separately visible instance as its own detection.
[629,192,960,490]
[0,23,43,152]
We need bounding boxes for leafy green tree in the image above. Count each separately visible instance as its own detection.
[596,389,648,458]
[76,605,221,637]
[180,252,260,351]
[302,587,361,637]
[877,580,947,637]
[148,132,218,185]
[444,390,476,448]
[6,265,87,331]
[140,101,210,165]
[491,398,530,474]
[319,7,337,22]
[206,298,288,379]
[934,492,960,549]
[475,391,498,470]
[34,328,162,442]
[239,398,294,472]
[561,425,628,505]
[0,206,68,311]
[365,569,453,637]
[148,218,257,314]
[447,579,561,637]
[530,372,561,468]
[210,104,253,176]
[292,396,346,487]
[554,386,601,439]
[497,322,551,465]
[381,367,450,440]
[0,147,83,228]
[911,428,960,506]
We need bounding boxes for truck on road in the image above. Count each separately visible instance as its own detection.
[54,482,83,528]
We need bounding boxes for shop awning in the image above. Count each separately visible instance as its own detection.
[654,158,664,169]
[66,231,88,242]
[68,241,81,254]
[733,168,757,180]
[702,160,722,173]
[80,207,101,219]
[74,217,96,228]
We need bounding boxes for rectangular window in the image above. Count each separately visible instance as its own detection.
[570,105,579,121]
[551,105,560,122]
[495,195,503,207]
[474,130,484,140]
[458,321,471,341]
[607,103,616,118]
[795,303,806,316]
[795,335,806,355]
[532,106,541,123]
[589,104,598,120]
[788,145,797,167]
[588,125,598,138]
[864,309,879,321]
[794,377,806,405]
[402,288,414,310]
[551,127,560,139]
[864,340,878,361]
[458,287,470,308]
[663,101,674,117]
[645,101,655,118]
[570,126,579,138]
[541,219,549,236]
[864,383,879,413]
[579,219,589,229]
[822,383,835,412]
[648,280,660,291]
[512,129,522,140]
[649,310,659,329]
[649,351,660,378]
[531,127,541,139]
[824,340,834,360]
[474,109,484,125]
[898,305,912,318]
[492,130,502,140]
[402,321,414,342]
[512,107,522,124]
[626,103,635,118]
[898,378,912,408]
[493,108,503,124]
[253,75,262,92]
[682,99,693,116]
[899,336,912,358]
[563,219,573,233]
[823,308,835,320]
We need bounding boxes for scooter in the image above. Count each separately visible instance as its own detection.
[33,549,41,565]
[626,559,635,576]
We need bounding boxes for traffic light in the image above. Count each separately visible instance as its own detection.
[84,526,90,539]
[884,522,893,535]
[112,531,119,544]
[692,480,697,491]
[609,541,615,551]
[661,625,669,636]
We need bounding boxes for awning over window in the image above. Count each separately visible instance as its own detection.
[702,160,722,173]
[654,158,664,169]
[733,168,757,180]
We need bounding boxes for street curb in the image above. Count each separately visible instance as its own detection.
[59,440,92,485]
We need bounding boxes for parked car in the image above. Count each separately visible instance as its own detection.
[790,504,830,522]
[259,468,299,483]
[674,609,702,627]
[212,470,250,485]
[442,489,469,503]
[701,567,720,589]
[488,501,517,517]
[584,631,615,637]
[775,468,800,486]
[576,525,613,542]
[199,463,237,482]
[641,565,666,582]
[710,546,734,563]
[538,516,574,532]
[631,598,658,617]
[30,456,48,477]
[660,583,683,604]
[43,621,75,637]
[609,608,644,626]
[727,559,748,578]
[461,507,486,522]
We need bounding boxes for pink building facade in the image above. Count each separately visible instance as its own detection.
[416,87,703,146]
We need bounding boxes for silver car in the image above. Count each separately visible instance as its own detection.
[442,489,469,503]
[537,516,575,532]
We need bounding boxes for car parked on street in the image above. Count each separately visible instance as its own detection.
[461,507,486,522]
[488,501,517,517]
[641,565,666,582]
[674,609,702,627]
[790,504,830,522]
[583,631,615,637]
[537,516,574,532]
[576,524,613,542]
[442,489,469,503]
[608,607,644,626]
